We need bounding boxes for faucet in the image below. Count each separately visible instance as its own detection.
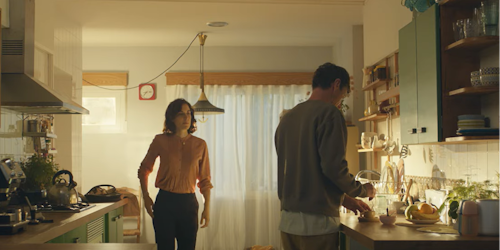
[355,170,381,181]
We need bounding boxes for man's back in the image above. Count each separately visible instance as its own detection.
[275,100,365,217]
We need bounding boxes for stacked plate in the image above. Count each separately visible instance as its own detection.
[470,67,499,87]
[457,114,499,136]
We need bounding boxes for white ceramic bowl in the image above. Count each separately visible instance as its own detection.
[480,67,499,75]
[471,71,480,77]
[480,74,499,86]
[379,215,397,225]
[471,76,481,87]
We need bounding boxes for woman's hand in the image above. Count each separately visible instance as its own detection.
[144,195,154,218]
[200,209,210,228]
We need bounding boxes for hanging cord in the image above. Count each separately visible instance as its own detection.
[82,32,201,91]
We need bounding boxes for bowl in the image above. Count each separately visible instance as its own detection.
[379,215,397,225]
[480,67,499,75]
[458,114,485,121]
[480,74,499,86]
[471,71,480,77]
[471,76,481,87]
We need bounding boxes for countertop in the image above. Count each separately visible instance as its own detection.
[340,213,499,250]
[0,199,128,244]
[2,243,156,250]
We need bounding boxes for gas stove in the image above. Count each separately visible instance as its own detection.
[37,202,96,213]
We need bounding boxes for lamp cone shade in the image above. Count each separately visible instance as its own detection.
[192,91,224,115]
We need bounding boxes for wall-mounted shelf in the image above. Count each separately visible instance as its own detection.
[439,0,483,7]
[445,135,498,143]
[378,86,400,102]
[358,148,384,153]
[358,113,388,122]
[448,86,499,96]
[362,79,392,91]
[445,36,499,52]
[23,132,57,139]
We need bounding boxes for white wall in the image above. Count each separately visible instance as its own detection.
[82,46,333,243]
[362,1,499,183]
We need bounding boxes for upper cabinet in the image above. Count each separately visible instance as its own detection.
[399,4,441,145]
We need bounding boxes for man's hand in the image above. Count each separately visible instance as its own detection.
[343,196,371,215]
[144,195,154,218]
[363,183,376,201]
[200,209,210,228]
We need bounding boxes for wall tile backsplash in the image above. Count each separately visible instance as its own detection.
[0,109,25,161]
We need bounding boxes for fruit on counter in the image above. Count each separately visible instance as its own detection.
[405,205,419,219]
[405,203,440,220]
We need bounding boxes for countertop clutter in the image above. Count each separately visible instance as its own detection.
[340,214,499,250]
[2,243,157,250]
[0,200,127,244]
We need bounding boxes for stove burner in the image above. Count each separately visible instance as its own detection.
[37,202,96,213]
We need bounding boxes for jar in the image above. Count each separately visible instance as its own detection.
[458,200,479,237]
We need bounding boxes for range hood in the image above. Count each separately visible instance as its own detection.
[1,0,89,114]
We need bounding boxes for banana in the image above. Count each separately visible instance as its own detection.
[411,210,440,220]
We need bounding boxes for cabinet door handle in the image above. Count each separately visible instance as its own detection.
[407,128,417,134]
[74,237,80,243]
[113,215,122,221]
[417,127,427,133]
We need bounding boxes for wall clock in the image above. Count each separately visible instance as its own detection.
[139,83,156,100]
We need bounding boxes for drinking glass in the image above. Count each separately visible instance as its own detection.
[483,0,499,35]
[453,19,465,41]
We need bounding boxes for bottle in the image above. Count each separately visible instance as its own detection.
[458,200,479,237]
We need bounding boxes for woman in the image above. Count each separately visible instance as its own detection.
[138,98,213,250]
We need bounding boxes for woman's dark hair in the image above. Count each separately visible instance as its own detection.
[312,62,350,93]
[163,99,197,134]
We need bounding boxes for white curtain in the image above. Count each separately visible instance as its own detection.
[165,84,310,250]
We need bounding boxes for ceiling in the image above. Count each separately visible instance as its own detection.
[56,0,365,47]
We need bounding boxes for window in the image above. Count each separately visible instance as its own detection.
[82,86,127,133]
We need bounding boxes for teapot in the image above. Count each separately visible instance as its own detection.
[48,170,79,207]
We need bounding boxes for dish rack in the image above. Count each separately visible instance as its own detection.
[368,180,410,195]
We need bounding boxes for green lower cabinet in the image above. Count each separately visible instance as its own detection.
[46,224,87,243]
[105,207,124,243]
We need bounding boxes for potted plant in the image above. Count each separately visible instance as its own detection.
[439,174,499,224]
[19,154,60,203]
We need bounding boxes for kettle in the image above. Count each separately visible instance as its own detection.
[48,170,79,207]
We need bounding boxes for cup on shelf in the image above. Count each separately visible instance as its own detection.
[483,0,499,35]
[480,74,499,86]
[453,19,465,41]
[471,76,481,87]
[479,67,499,75]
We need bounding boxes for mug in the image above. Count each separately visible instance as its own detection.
[361,132,377,149]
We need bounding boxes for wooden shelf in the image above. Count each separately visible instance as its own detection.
[378,86,400,102]
[358,148,384,153]
[23,132,57,138]
[358,113,388,122]
[0,132,22,138]
[445,36,499,52]
[362,79,392,91]
[439,0,482,7]
[444,136,499,143]
[449,86,499,96]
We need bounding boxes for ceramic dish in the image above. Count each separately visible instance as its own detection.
[471,76,481,86]
[471,70,480,77]
[480,74,499,86]
[480,67,499,75]
[458,114,485,121]
[406,219,439,224]
[457,128,500,136]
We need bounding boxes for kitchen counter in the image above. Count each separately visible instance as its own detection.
[2,243,156,250]
[0,199,128,244]
[340,213,499,250]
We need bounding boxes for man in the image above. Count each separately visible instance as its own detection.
[275,63,376,250]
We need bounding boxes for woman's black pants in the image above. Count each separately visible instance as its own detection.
[153,189,199,250]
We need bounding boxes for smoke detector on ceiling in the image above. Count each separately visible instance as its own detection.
[206,22,229,27]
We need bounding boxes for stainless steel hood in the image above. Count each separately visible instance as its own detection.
[1,74,89,114]
[1,0,89,115]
